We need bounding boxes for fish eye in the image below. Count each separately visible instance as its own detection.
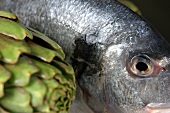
[129,55,154,77]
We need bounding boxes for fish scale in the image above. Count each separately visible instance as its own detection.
[1,0,170,113]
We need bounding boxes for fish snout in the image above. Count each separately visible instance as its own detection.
[164,63,170,74]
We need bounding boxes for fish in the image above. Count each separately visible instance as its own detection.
[1,0,170,113]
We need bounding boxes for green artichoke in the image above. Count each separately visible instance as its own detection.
[117,0,142,15]
[0,11,76,113]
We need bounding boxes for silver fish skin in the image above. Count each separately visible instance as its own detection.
[1,0,170,113]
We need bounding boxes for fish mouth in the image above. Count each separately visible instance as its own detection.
[144,103,170,113]
[105,103,170,113]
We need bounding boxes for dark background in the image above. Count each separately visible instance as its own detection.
[130,0,170,42]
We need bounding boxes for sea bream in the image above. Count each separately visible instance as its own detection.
[0,0,170,113]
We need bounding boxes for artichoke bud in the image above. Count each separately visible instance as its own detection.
[0,11,76,113]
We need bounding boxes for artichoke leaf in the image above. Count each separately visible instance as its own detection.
[0,65,11,84]
[42,79,60,101]
[50,89,66,111]
[0,65,11,98]
[28,41,64,62]
[0,88,33,113]
[0,11,20,22]
[0,84,4,99]
[4,56,39,86]
[43,79,60,89]
[24,77,47,107]
[28,27,65,59]
[0,106,9,113]
[0,34,31,64]
[31,58,62,79]
[55,75,70,87]
[33,102,50,112]
[53,60,75,82]
[59,111,68,113]
[0,18,32,40]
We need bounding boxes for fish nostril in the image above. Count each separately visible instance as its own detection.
[163,64,170,73]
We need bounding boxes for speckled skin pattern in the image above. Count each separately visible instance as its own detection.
[1,0,170,113]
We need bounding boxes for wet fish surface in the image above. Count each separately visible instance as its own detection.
[1,0,170,113]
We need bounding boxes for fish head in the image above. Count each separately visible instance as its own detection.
[76,17,170,113]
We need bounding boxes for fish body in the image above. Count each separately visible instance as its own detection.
[1,0,170,113]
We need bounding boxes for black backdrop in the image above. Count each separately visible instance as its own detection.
[130,0,170,42]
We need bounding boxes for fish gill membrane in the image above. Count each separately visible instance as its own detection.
[1,0,170,113]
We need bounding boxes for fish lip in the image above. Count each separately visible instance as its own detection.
[144,103,170,113]
[105,103,170,113]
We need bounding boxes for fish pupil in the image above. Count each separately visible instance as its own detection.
[136,62,148,72]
